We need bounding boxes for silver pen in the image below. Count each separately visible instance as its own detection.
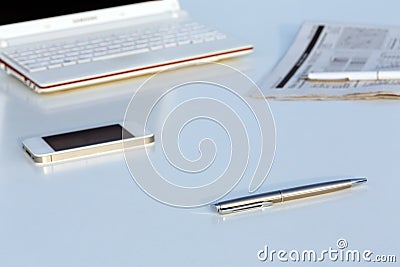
[212,177,367,215]
[304,70,400,81]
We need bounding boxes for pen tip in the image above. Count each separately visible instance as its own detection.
[351,177,367,185]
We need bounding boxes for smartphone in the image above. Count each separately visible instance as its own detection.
[22,123,154,164]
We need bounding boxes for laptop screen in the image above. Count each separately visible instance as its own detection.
[0,1,158,26]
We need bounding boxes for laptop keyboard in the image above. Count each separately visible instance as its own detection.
[4,20,227,73]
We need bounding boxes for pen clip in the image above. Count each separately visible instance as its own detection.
[219,201,274,214]
[261,201,274,208]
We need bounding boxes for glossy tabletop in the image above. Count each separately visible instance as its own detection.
[0,0,399,266]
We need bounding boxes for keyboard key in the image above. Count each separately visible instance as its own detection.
[150,45,163,50]
[122,41,135,47]
[136,39,148,44]
[18,59,36,65]
[107,48,121,55]
[178,39,191,45]
[29,66,47,72]
[48,63,62,69]
[94,51,107,57]
[36,57,50,63]
[27,62,47,72]
[121,45,136,52]
[77,41,89,46]
[79,53,92,58]
[50,59,63,64]
[77,58,91,64]
[90,39,103,44]
[19,51,34,57]
[63,61,76,67]
[109,44,121,50]
[192,38,204,44]
[66,52,79,57]
[164,42,177,48]
[94,47,107,52]
[92,48,149,61]
[65,56,78,61]
[51,55,64,60]
[27,54,40,60]
[136,43,148,49]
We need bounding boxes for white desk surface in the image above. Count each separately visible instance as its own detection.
[1,0,399,266]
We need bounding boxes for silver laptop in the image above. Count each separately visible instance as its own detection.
[0,0,253,93]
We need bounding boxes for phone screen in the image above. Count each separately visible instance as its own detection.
[42,124,134,151]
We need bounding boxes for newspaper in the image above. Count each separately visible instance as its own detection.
[256,21,400,100]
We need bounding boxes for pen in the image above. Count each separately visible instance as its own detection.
[304,70,400,81]
[212,177,367,215]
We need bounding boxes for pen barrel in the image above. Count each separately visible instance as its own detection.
[377,70,400,80]
[281,180,352,202]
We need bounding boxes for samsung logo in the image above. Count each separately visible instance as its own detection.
[73,16,98,23]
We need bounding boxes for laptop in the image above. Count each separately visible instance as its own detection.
[0,0,253,93]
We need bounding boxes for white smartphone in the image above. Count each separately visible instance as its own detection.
[22,123,154,164]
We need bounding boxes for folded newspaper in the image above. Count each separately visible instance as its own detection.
[256,21,400,100]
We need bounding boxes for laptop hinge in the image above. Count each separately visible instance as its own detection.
[2,10,189,48]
